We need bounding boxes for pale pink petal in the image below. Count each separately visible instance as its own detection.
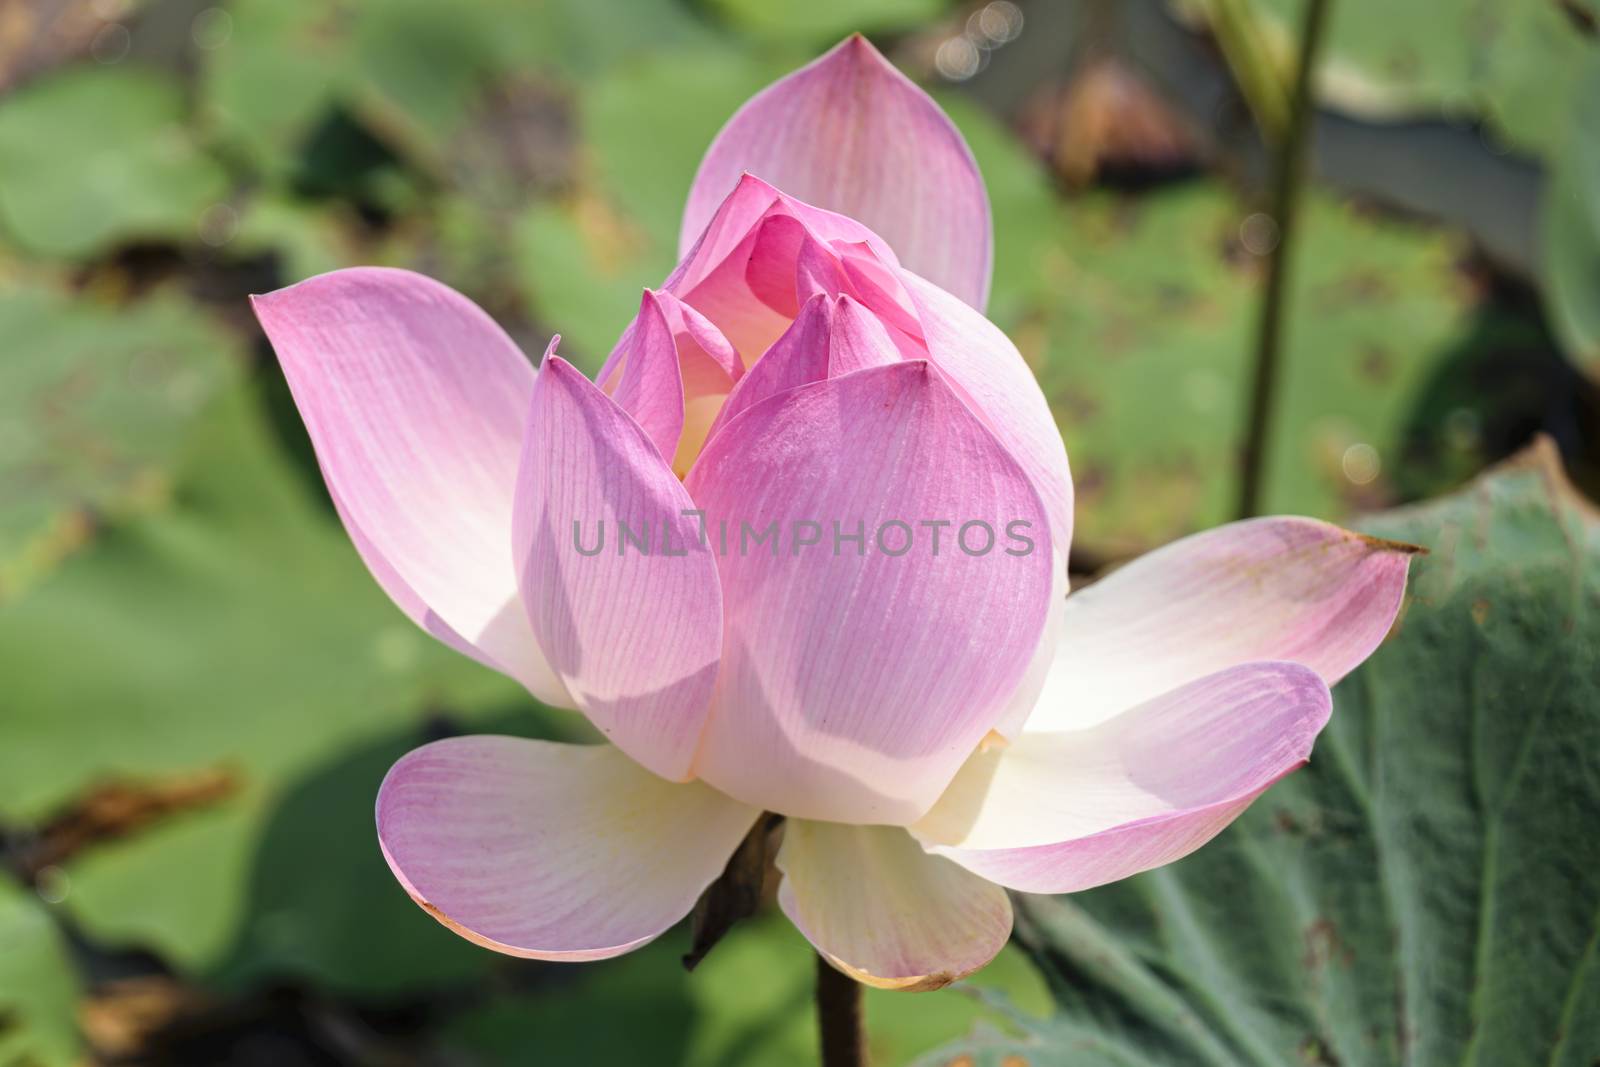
[794,231,849,303]
[682,36,992,310]
[913,661,1330,893]
[671,176,909,367]
[743,213,813,319]
[672,173,900,300]
[703,294,834,445]
[700,293,905,452]
[251,267,568,705]
[667,173,787,299]
[684,361,1054,825]
[777,820,1011,991]
[669,295,743,387]
[607,290,685,464]
[597,292,739,478]
[836,241,922,338]
[678,208,797,367]
[988,569,1069,739]
[900,269,1073,567]
[1026,517,1417,733]
[829,294,910,373]
[377,736,757,960]
[513,355,723,782]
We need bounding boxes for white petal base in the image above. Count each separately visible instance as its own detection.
[776,820,1011,991]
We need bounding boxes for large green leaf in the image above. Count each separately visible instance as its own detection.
[511,0,723,81]
[0,384,550,991]
[0,876,80,1067]
[1217,0,1596,158]
[944,93,1548,556]
[1542,56,1600,382]
[583,48,783,249]
[0,282,241,597]
[203,0,502,176]
[920,439,1600,1066]
[201,0,715,181]
[199,0,346,177]
[0,66,229,259]
[1005,177,1540,557]
[938,95,1062,326]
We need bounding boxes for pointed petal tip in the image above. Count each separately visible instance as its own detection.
[835,31,887,65]
[682,49,991,305]
[734,171,777,195]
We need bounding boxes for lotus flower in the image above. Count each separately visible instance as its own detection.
[252,36,1414,991]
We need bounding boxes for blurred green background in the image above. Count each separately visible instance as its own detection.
[1,0,1597,1064]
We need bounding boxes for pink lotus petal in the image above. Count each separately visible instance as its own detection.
[682,36,992,310]
[684,361,1054,824]
[703,294,835,446]
[900,269,1073,569]
[777,820,1012,991]
[668,173,787,299]
[670,294,743,388]
[670,176,913,368]
[251,267,568,705]
[743,213,814,319]
[700,292,904,452]
[599,294,739,393]
[829,294,910,373]
[678,208,798,367]
[988,570,1069,739]
[836,243,924,340]
[608,290,686,464]
[513,355,723,782]
[913,661,1331,893]
[598,291,739,478]
[673,174,900,300]
[377,736,758,960]
[1027,517,1416,733]
[794,231,849,303]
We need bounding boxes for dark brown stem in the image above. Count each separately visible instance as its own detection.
[815,953,866,1067]
[1235,0,1332,519]
[683,814,779,971]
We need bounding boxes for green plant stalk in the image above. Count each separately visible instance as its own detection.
[816,953,866,1066]
[1205,0,1291,139]
[1236,0,1332,519]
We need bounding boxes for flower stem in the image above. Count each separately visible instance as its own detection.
[1235,0,1332,520]
[815,953,866,1066]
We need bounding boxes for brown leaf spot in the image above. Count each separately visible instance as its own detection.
[1302,917,1354,972]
